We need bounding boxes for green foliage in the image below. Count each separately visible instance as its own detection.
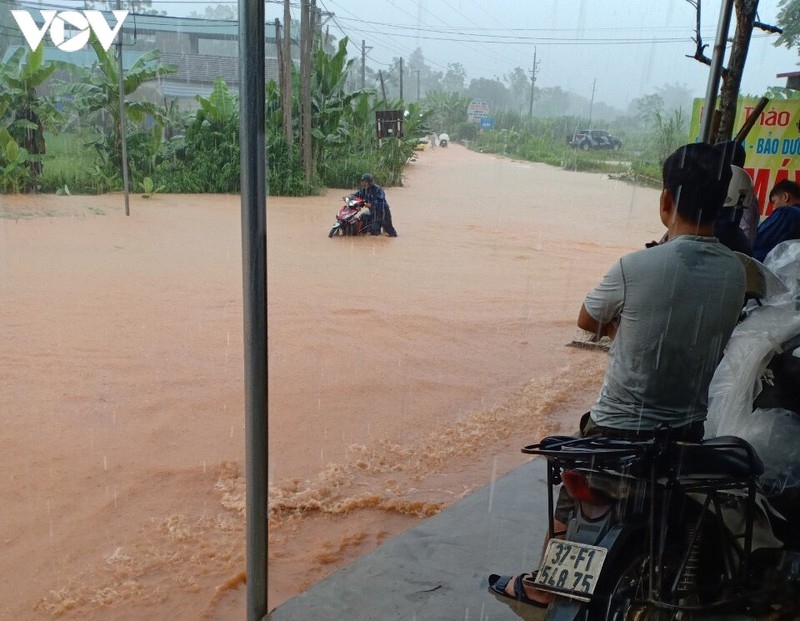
[153,78,240,193]
[0,45,69,191]
[423,91,471,136]
[776,0,800,50]
[37,131,107,194]
[653,108,686,164]
[139,176,164,198]
[308,38,424,189]
[764,86,800,100]
[0,127,30,193]
[58,36,177,187]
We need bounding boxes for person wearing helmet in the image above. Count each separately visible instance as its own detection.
[352,173,398,237]
[714,165,759,256]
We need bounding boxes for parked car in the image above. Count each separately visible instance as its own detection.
[568,129,622,151]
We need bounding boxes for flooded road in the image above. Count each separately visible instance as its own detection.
[0,145,664,619]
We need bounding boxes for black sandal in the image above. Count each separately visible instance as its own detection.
[487,571,548,608]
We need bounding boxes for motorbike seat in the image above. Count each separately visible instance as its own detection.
[671,436,764,479]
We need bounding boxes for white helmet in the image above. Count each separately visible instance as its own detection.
[724,165,757,211]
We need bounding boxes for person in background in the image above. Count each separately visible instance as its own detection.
[752,180,800,262]
[714,165,758,256]
[487,142,746,610]
[353,173,398,237]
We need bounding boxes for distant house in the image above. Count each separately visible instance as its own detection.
[777,71,800,91]
[3,11,300,109]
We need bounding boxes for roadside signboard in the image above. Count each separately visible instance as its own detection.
[375,109,404,140]
[480,117,494,130]
[690,98,800,217]
[467,98,490,124]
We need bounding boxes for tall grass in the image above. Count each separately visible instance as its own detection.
[38,131,106,194]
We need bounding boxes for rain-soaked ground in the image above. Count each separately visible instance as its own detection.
[267,458,763,620]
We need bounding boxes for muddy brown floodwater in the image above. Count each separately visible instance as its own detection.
[0,145,665,619]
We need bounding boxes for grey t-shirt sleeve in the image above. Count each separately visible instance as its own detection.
[583,260,625,324]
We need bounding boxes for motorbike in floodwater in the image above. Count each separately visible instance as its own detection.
[498,245,800,621]
[328,195,372,237]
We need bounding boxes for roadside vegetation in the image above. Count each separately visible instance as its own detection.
[3,17,798,196]
[1,37,428,196]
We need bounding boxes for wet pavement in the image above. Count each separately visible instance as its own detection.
[266,457,762,620]
[266,458,548,620]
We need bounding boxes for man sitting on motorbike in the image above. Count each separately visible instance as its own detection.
[752,179,800,262]
[488,142,747,609]
[351,173,398,237]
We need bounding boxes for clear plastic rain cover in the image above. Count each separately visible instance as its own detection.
[706,240,800,490]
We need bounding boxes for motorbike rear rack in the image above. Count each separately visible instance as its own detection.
[525,434,764,612]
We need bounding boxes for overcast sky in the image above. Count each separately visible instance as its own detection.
[28,0,799,110]
[253,0,795,111]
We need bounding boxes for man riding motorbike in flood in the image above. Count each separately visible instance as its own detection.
[487,142,747,612]
[349,173,398,237]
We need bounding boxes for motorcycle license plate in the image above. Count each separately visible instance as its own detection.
[534,540,607,602]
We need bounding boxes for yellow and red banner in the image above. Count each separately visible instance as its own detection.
[690,98,800,217]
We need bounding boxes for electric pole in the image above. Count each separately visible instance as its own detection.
[361,40,372,89]
[283,0,292,147]
[116,0,129,216]
[588,78,596,127]
[378,70,387,101]
[399,57,404,101]
[528,47,539,118]
[300,0,312,182]
[413,69,420,101]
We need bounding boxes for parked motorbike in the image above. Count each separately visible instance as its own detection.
[507,244,800,620]
[328,195,372,237]
[522,432,790,620]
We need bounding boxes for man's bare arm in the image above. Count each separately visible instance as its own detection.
[578,304,618,340]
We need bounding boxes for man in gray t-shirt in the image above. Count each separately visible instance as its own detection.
[488,142,747,609]
[578,144,746,436]
[584,235,746,432]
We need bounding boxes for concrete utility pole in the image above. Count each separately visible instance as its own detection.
[379,70,387,101]
[361,39,372,89]
[282,0,292,146]
[115,0,129,216]
[399,57,404,100]
[300,0,312,182]
[528,46,539,118]
[588,77,596,127]
[275,18,283,97]
[413,69,420,101]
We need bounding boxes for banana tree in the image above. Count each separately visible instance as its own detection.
[60,35,177,184]
[310,38,369,169]
[0,44,68,187]
[0,127,30,193]
[423,90,471,139]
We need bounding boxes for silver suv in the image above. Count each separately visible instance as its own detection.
[568,130,623,151]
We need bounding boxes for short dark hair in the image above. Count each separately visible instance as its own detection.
[662,143,732,224]
[768,179,800,202]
